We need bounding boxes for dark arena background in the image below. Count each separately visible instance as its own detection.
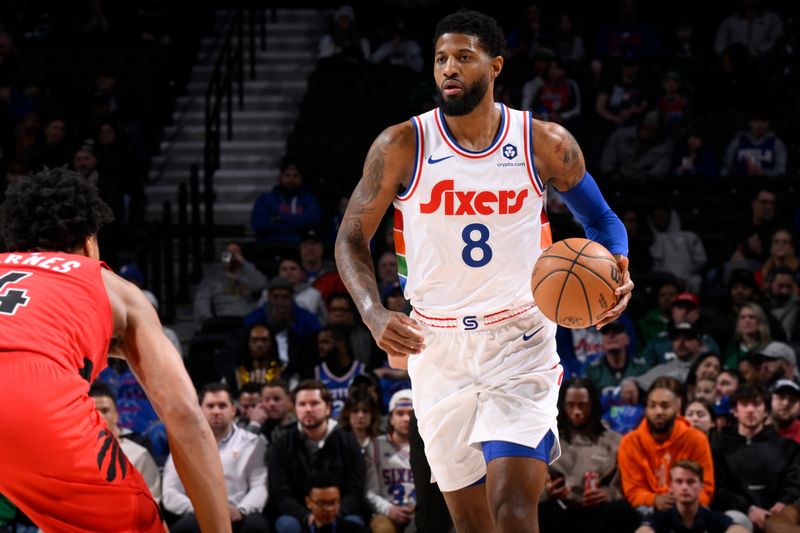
[0,0,799,531]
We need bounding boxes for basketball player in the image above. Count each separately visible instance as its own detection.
[0,168,231,532]
[335,10,633,533]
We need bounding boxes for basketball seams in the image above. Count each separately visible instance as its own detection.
[561,238,618,262]
[568,269,593,325]
[553,240,592,325]
[573,261,619,293]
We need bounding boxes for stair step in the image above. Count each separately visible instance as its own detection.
[161,139,286,156]
[145,201,257,226]
[163,123,293,142]
[151,153,282,171]
[173,109,295,126]
[148,184,263,204]
[187,71,311,91]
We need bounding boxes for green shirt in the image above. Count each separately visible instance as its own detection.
[586,353,649,393]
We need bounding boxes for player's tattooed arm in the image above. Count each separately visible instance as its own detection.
[532,120,587,192]
[335,122,414,319]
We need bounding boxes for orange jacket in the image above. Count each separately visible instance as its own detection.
[617,416,714,507]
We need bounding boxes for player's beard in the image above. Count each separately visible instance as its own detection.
[439,75,490,116]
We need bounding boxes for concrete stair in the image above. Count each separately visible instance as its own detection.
[145,8,325,227]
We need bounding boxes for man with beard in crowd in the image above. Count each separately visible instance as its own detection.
[618,378,714,513]
[269,379,366,532]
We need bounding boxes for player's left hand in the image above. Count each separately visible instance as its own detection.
[595,255,633,330]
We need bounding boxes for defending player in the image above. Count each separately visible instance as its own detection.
[335,10,633,533]
[0,168,231,532]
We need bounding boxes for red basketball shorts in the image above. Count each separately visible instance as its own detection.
[0,356,163,532]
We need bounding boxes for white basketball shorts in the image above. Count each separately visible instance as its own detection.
[407,303,563,492]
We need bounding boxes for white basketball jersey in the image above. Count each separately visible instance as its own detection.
[392,103,550,314]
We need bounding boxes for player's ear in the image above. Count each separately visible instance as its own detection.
[490,54,504,79]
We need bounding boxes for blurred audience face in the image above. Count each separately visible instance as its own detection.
[98,123,116,145]
[733,396,767,433]
[671,301,699,324]
[279,259,305,285]
[748,118,770,139]
[390,406,413,438]
[201,390,237,436]
[300,239,324,265]
[278,164,303,193]
[651,207,670,232]
[295,389,330,431]
[267,288,294,325]
[601,328,630,353]
[317,329,339,360]
[696,356,721,381]
[715,371,739,400]
[564,387,592,429]
[73,149,98,174]
[687,134,703,153]
[752,191,776,223]
[248,325,272,362]
[93,395,120,434]
[44,120,65,145]
[306,486,340,526]
[658,283,678,313]
[238,391,260,420]
[738,358,760,384]
[385,291,408,313]
[769,273,795,306]
[730,281,755,307]
[327,297,355,327]
[646,388,679,436]
[672,333,701,361]
[737,306,759,336]
[378,252,398,285]
[685,401,714,434]
[261,385,292,421]
[771,392,800,427]
[670,466,702,504]
[769,230,794,261]
[348,401,373,434]
[693,379,716,403]
[759,357,790,385]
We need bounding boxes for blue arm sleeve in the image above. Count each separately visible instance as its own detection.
[557,172,628,256]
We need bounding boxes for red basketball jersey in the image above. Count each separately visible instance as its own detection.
[0,251,113,381]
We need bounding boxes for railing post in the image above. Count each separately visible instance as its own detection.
[177,182,189,302]
[249,7,256,80]
[162,201,176,323]
[189,164,202,281]
[150,223,163,316]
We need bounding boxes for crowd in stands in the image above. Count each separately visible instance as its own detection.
[2,1,800,532]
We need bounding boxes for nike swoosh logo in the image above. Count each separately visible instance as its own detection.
[522,326,544,341]
[427,154,454,164]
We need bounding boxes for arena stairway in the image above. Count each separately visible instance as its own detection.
[144,8,326,230]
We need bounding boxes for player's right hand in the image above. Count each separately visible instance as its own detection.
[367,309,425,364]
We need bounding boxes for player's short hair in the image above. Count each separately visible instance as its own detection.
[433,10,506,57]
[292,379,333,406]
[199,382,233,405]
[0,167,114,252]
[671,459,703,482]
[88,381,117,408]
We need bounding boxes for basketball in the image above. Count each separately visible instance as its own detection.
[531,238,621,328]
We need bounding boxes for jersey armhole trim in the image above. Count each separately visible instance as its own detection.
[524,112,545,197]
[396,116,424,201]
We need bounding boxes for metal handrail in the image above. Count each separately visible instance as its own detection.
[203,9,245,260]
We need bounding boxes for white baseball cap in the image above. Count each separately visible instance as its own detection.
[388,389,413,412]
